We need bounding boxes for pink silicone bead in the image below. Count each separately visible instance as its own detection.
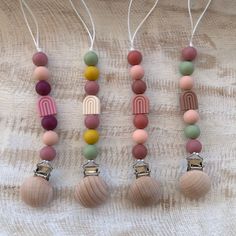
[33,66,50,81]
[179,76,194,90]
[130,65,144,80]
[132,129,148,144]
[183,110,199,124]
[42,131,59,146]
[186,139,202,153]
[40,146,56,161]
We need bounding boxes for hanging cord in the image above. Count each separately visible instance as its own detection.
[20,0,41,51]
[188,0,212,47]
[69,0,95,51]
[128,0,159,50]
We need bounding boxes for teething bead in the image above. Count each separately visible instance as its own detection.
[32,52,48,66]
[40,146,56,161]
[83,145,98,160]
[84,115,100,129]
[132,129,148,144]
[127,50,142,65]
[130,65,144,80]
[42,131,59,146]
[186,139,202,153]
[182,46,197,61]
[41,116,57,130]
[35,80,51,96]
[132,80,147,94]
[83,129,99,144]
[184,125,200,139]
[84,81,99,95]
[179,61,194,75]
[84,51,98,66]
[179,76,194,90]
[84,66,99,81]
[132,144,147,159]
[133,114,148,129]
[183,110,199,124]
[33,66,50,81]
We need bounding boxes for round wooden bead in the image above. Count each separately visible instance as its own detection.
[127,50,142,65]
[132,129,148,144]
[83,145,98,160]
[84,66,99,81]
[186,139,202,153]
[84,51,98,66]
[133,114,148,129]
[128,176,160,206]
[41,116,58,130]
[32,52,48,66]
[132,144,147,159]
[20,176,53,207]
[40,146,56,161]
[183,110,199,124]
[182,46,197,61]
[84,81,99,95]
[42,131,59,146]
[179,76,194,90]
[84,115,100,129]
[74,176,109,208]
[132,80,147,94]
[130,65,144,80]
[184,125,200,139]
[83,129,99,144]
[179,170,211,199]
[179,61,194,75]
[33,66,50,81]
[35,80,51,96]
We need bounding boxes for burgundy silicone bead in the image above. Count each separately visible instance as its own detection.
[84,115,100,129]
[32,52,48,66]
[133,114,148,129]
[181,46,197,61]
[84,81,99,95]
[132,144,148,159]
[127,50,142,65]
[186,139,202,153]
[40,146,56,161]
[132,80,147,94]
[35,80,51,96]
[41,115,58,130]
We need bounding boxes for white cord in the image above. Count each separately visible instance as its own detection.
[188,0,212,47]
[20,0,41,51]
[69,0,95,51]
[128,0,159,50]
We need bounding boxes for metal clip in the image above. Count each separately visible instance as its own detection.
[186,152,204,171]
[34,160,53,180]
[133,160,151,178]
[83,160,100,177]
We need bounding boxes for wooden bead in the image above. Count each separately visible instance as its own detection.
[128,176,160,206]
[179,170,211,199]
[74,176,109,208]
[20,176,53,207]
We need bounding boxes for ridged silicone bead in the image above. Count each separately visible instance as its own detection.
[179,61,194,75]
[84,66,99,81]
[84,51,98,66]
[83,129,99,144]
[83,145,98,160]
[184,125,200,139]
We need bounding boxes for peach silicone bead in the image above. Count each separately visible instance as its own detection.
[179,76,194,90]
[183,110,199,124]
[33,66,50,81]
[42,131,59,146]
[132,129,148,144]
[130,65,145,80]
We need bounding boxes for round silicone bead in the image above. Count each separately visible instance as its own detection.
[183,110,199,124]
[179,76,194,90]
[84,51,98,66]
[133,114,148,129]
[186,139,202,153]
[132,80,147,94]
[132,144,147,159]
[42,131,59,146]
[182,46,197,61]
[127,50,142,65]
[41,116,57,130]
[32,52,48,66]
[132,129,148,144]
[84,115,100,129]
[83,129,99,144]
[84,66,99,81]
[130,65,144,80]
[33,66,50,81]
[35,80,51,96]
[184,125,200,139]
[179,61,194,75]
[40,146,56,161]
[84,81,99,95]
[83,145,98,160]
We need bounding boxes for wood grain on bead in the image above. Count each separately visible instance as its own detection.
[74,176,109,208]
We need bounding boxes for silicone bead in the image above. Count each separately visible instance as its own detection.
[33,66,50,81]
[32,52,48,66]
[182,46,197,61]
[133,114,149,129]
[184,125,200,139]
[83,145,98,160]
[35,80,51,96]
[179,61,194,75]
[41,115,58,130]
[127,50,142,65]
[84,81,99,95]
[84,66,99,81]
[83,129,99,144]
[84,115,100,129]
[132,80,147,94]
[183,110,199,124]
[179,76,194,90]
[84,51,98,66]
[130,65,144,80]
[186,139,202,153]
[132,129,148,144]
[40,146,56,161]
[42,131,59,146]
[132,144,147,159]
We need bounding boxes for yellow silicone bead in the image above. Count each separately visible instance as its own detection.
[84,66,99,81]
[83,129,99,144]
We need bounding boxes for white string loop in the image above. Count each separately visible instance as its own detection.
[69,0,95,51]
[188,0,212,47]
[128,0,159,50]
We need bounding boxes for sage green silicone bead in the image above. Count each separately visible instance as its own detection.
[179,61,194,75]
[184,125,200,139]
[83,145,98,160]
[84,51,98,66]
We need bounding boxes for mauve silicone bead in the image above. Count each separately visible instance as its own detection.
[182,46,197,61]
[133,114,148,129]
[40,146,56,161]
[35,80,51,96]
[186,139,202,153]
[132,144,147,159]
[127,50,142,65]
[84,81,99,95]
[132,80,147,94]
[84,115,100,129]
[32,52,48,66]
[41,116,57,130]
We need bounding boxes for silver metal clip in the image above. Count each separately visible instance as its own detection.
[83,160,100,177]
[34,160,53,180]
[186,152,204,171]
[133,160,151,178]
